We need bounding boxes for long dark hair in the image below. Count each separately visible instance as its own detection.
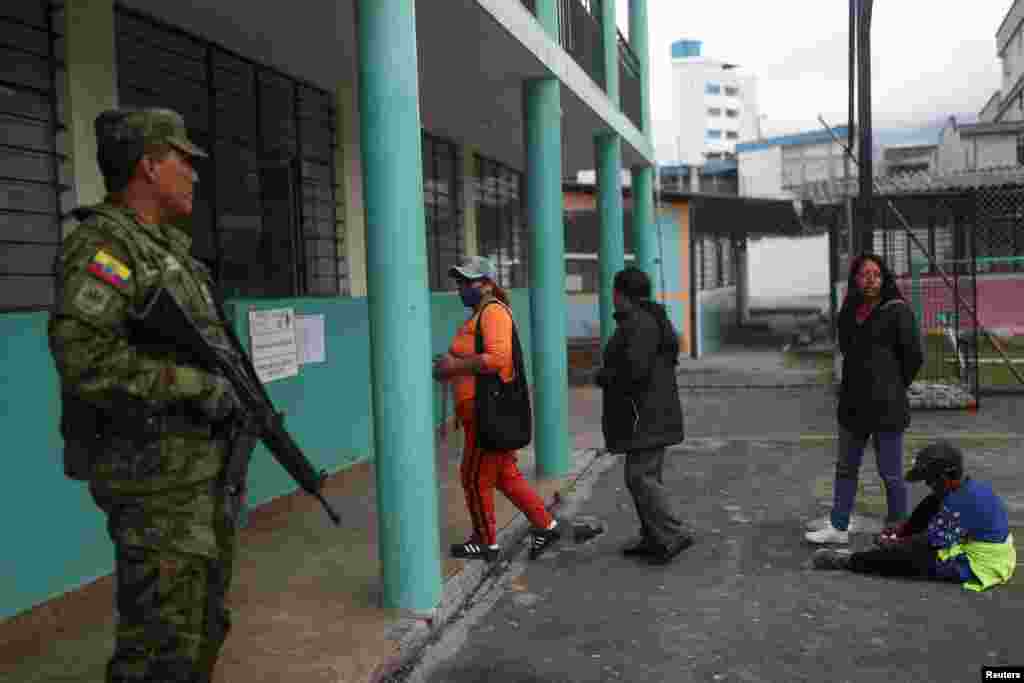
[841,253,902,311]
[614,266,680,361]
[837,253,903,344]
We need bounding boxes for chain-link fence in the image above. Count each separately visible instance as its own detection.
[813,183,1024,406]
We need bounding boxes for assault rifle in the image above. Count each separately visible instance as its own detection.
[129,286,341,525]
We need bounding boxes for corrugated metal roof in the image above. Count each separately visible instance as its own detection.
[798,165,1024,204]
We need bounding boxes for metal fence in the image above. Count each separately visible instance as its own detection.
[813,183,1024,404]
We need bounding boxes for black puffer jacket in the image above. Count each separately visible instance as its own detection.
[597,305,685,453]
[837,258,924,435]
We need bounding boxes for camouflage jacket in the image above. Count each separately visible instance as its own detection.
[48,203,233,498]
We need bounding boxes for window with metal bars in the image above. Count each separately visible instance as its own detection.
[0,0,67,312]
[423,133,462,291]
[115,8,345,298]
[475,154,529,289]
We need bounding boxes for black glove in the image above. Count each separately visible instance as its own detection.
[198,376,242,423]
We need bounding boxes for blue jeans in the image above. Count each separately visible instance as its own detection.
[830,428,908,531]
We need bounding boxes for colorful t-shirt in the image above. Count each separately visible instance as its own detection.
[928,479,1016,590]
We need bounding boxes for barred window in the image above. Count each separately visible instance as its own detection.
[423,133,462,291]
[562,208,635,294]
[475,154,529,289]
[0,0,68,311]
[116,9,344,298]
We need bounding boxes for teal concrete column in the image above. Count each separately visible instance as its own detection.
[536,0,558,40]
[357,0,441,611]
[628,0,651,135]
[525,76,569,479]
[631,165,657,285]
[601,0,620,106]
[597,133,625,347]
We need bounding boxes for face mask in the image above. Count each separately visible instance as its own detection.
[459,285,483,308]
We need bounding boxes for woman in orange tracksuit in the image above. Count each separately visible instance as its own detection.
[433,256,561,562]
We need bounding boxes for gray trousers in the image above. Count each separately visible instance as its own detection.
[625,447,687,549]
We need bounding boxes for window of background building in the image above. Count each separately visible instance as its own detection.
[116,9,345,298]
[423,133,462,291]
[0,0,69,312]
[705,82,721,96]
[726,131,739,140]
[724,85,739,97]
[564,208,634,294]
[707,107,721,117]
[475,154,529,289]
[725,108,739,118]
[706,129,722,140]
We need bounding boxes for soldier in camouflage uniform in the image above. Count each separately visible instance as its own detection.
[48,108,243,683]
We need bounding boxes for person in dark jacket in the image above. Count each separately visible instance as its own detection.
[596,267,692,565]
[806,253,924,545]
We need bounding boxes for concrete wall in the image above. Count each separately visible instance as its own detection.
[970,134,1019,169]
[738,146,784,198]
[1,290,533,621]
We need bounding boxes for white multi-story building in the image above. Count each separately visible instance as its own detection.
[663,39,760,166]
[735,127,851,199]
[934,1,1024,170]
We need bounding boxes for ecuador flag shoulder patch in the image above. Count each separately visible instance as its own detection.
[87,249,132,290]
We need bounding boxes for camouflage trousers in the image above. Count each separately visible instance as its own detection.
[92,480,241,683]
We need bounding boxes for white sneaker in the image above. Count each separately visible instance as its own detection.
[804,522,849,545]
[805,515,863,533]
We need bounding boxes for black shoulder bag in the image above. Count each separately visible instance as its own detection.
[473,301,532,451]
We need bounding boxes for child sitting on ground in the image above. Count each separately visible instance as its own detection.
[812,440,1017,592]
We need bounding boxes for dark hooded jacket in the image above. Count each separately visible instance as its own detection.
[596,302,685,453]
[837,255,924,435]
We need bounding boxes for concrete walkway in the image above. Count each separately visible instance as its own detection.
[0,387,605,683]
[4,352,1022,683]
[403,385,1024,683]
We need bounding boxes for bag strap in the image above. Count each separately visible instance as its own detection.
[474,300,525,384]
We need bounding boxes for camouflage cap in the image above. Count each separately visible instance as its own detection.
[95,107,208,159]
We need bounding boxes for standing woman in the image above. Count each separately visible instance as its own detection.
[433,256,561,562]
[806,253,924,545]
[597,267,692,565]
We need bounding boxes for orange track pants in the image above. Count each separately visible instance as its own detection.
[456,399,553,546]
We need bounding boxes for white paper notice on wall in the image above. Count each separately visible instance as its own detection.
[566,274,583,292]
[249,307,299,383]
[296,314,326,365]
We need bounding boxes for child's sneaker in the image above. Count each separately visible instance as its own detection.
[529,522,562,560]
[450,541,499,562]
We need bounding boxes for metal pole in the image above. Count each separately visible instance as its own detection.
[817,116,1024,387]
[857,0,874,254]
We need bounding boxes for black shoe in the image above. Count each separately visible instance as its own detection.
[530,522,562,560]
[621,538,658,557]
[647,535,694,565]
[450,541,499,562]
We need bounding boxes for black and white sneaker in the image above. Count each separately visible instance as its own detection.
[529,522,562,560]
[450,541,499,562]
